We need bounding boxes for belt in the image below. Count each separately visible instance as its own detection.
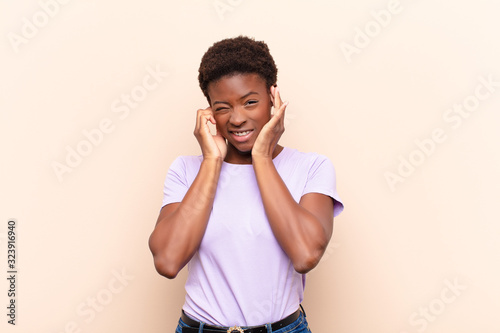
[180,307,302,333]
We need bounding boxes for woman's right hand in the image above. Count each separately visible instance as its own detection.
[152,108,226,279]
[194,107,227,160]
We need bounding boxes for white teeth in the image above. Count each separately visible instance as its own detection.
[233,130,251,136]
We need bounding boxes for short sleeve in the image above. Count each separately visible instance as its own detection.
[303,156,344,217]
[161,156,189,208]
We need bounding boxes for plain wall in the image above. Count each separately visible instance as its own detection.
[1,1,499,332]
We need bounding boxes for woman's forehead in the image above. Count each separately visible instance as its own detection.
[207,73,267,99]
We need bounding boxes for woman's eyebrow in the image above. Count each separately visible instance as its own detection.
[213,100,230,106]
[213,91,259,105]
[239,91,259,100]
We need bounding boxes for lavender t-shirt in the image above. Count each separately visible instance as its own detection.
[161,147,344,326]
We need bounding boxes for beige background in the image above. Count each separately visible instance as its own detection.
[1,0,499,332]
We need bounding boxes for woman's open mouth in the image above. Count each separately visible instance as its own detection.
[229,129,254,142]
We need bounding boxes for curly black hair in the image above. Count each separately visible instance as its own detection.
[198,36,278,103]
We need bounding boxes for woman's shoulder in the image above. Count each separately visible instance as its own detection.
[176,154,203,163]
[168,154,203,171]
[279,147,331,165]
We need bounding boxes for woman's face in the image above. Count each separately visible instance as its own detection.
[207,73,273,163]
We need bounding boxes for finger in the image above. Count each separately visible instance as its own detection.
[273,100,288,119]
[195,109,206,132]
[203,115,215,135]
[206,114,216,125]
[274,86,283,110]
[196,110,215,135]
[265,102,287,130]
[198,108,215,125]
[279,101,288,126]
[271,101,288,132]
[270,85,276,106]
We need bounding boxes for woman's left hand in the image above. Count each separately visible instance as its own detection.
[252,85,288,160]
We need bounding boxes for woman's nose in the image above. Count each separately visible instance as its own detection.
[229,107,246,126]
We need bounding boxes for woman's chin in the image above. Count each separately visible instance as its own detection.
[227,143,254,157]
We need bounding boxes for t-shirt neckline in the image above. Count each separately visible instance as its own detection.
[222,146,288,166]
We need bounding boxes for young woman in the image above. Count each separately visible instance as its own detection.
[149,36,344,333]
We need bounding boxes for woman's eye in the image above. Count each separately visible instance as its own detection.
[245,100,258,106]
[215,107,229,112]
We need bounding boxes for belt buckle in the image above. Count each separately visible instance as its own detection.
[227,326,244,333]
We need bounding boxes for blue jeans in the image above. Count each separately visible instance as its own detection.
[175,310,312,333]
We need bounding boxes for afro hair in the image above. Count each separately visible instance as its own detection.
[198,36,278,103]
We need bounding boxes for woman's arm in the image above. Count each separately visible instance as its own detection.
[148,107,226,279]
[252,86,334,274]
[253,157,334,274]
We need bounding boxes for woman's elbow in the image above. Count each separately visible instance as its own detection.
[152,256,181,279]
[292,251,322,274]
[149,234,181,279]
